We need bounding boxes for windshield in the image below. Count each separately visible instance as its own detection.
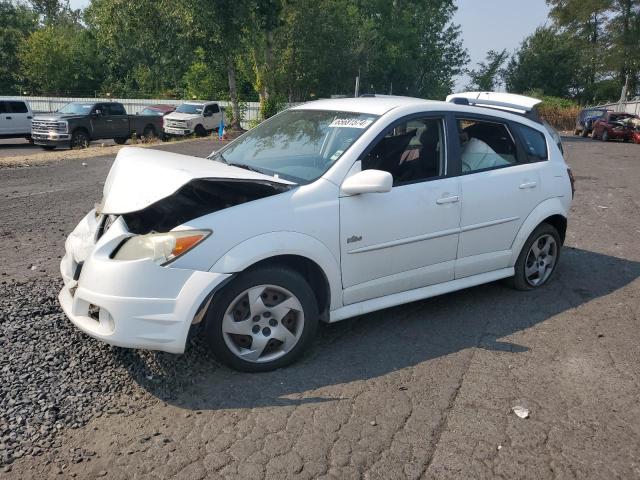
[580,109,605,120]
[214,109,379,183]
[140,107,164,116]
[58,103,94,115]
[175,103,203,114]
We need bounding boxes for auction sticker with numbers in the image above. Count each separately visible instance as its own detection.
[329,118,374,128]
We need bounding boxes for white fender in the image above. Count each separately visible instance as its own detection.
[509,196,568,265]
[210,231,343,311]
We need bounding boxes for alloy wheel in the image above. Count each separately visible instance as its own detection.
[524,234,557,287]
[222,285,305,363]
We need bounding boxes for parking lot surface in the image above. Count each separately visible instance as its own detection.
[1,137,639,479]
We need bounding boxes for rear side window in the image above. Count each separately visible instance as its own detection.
[107,103,126,116]
[0,102,6,114]
[8,102,28,113]
[457,118,519,173]
[514,123,547,161]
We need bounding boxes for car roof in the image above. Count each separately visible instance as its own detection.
[291,96,436,115]
[147,104,175,111]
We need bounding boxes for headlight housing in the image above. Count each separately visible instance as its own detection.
[113,230,210,265]
[58,121,68,133]
[186,120,193,128]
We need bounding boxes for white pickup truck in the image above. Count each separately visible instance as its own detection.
[163,101,223,137]
[0,99,33,142]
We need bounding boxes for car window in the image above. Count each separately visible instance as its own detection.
[140,108,163,116]
[362,117,445,185]
[107,104,126,116]
[218,109,378,184]
[514,123,548,162]
[457,118,518,173]
[8,102,28,113]
[0,102,6,114]
[205,104,219,114]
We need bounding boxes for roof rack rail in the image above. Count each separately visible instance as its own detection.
[446,92,542,114]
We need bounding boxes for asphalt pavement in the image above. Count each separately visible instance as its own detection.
[1,136,639,479]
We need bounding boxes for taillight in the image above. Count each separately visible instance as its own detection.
[567,168,575,198]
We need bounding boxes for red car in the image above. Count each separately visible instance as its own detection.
[592,112,637,142]
[139,104,176,117]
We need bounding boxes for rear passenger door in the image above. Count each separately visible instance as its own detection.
[0,102,10,135]
[453,114,547,278]
[7,101,32,134]
[107,103,129,138]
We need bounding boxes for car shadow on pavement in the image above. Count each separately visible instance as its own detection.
[115,246,640,410]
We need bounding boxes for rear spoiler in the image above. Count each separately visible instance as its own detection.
[446,91,542,114]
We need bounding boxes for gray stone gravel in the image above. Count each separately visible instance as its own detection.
[0,279,214,466]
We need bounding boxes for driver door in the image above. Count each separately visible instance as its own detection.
[339,114,461,305]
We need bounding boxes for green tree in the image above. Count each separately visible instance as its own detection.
[85,0,194,97]
[505,27,582,98]
[0,1,38,94]
[466,49,509,91]
[19,23,104,94]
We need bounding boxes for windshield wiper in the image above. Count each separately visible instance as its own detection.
[230,163,265,174]
[209,151,228,163]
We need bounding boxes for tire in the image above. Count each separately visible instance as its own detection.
[581,127,589,138]
[204,266,319,372]
[70,130,90,149]
[41,145,56,151]
[602,130,610,142]
[194,124,207,137]
[574,129,580,136]
[507,223,562,291]
[142,125,156,140]
[114,137,128,145]
[592,128,599,140]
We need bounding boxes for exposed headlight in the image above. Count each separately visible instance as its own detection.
[114,230,210,265]
[58,121,68,132]
[186,120,193,128]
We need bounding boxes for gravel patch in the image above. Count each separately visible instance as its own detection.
[0,279,216,467]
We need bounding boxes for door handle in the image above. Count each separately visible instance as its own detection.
[5,116,11,120]
[27,116,32,119]
[519,181,537,189]
[106,119,113,122]
[436,195,460,205]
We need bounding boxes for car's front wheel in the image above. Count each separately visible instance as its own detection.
[508,223,561,291]
[602,130,610,142]
[204,266,319,372]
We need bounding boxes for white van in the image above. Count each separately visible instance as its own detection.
[0,99,34,141]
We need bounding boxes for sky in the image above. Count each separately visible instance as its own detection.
[69,0,552,92]
[453,0,551,91]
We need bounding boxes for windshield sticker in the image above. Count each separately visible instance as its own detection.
[330,150,344,161]
[329,118,373,129]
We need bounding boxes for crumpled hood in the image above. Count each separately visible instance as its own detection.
[164,112,202,122]
[99,147,294,214]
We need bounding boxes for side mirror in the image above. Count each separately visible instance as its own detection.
[93,109,102,116]
[341,169,393,195]
[203,111,212,117]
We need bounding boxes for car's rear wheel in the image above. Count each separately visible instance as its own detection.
[194,124,207,137]
[204,267,318,372]
[142,125,156,140]
[71,130,89,149]
[114,137,128,145]
[508,223,561,291]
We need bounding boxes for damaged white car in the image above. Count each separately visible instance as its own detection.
[60,93,574,372]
